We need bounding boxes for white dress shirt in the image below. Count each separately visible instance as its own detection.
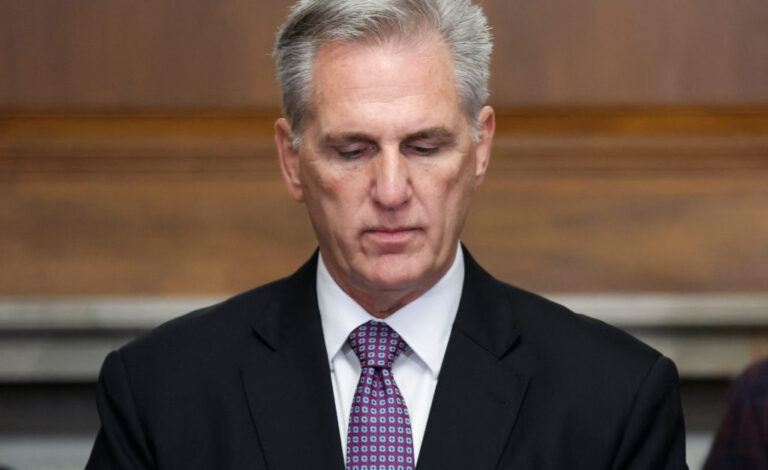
[316,244,464,464]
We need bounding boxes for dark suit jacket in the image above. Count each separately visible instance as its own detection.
[86,247,687,469]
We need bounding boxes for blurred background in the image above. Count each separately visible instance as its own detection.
[1,0,767,468]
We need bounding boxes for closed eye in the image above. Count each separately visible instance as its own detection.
[401,129,454,157]
[406,145,439,156]
[402,141,442,157]
[335,143,376,160]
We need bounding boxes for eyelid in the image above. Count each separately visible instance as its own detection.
[411,143,438,151]
[334,142,376,159]
[402,142,440,156]
[403,135,450,153]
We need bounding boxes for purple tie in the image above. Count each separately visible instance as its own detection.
[346,320,415,470]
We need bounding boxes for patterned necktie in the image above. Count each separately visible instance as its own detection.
[346,320,415,470]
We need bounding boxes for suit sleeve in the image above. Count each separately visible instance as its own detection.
[86,350,156,470]
[611,355,688,470]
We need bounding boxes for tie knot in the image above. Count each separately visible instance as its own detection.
[347,320,407,369]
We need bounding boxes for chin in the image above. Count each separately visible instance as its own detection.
[361,257,431,292]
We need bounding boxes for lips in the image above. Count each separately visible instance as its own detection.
[364,227,420,244]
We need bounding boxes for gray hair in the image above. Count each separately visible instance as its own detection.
[273,0,493,143]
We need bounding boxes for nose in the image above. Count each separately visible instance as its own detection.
[371,147,412,209]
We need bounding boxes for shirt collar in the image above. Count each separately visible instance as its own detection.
[316,244,464,378]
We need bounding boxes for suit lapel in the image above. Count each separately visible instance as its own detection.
[240,253,345,470]
[417,247,530,470]
[238,247,529,470]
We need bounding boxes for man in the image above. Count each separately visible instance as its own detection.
[86,1,688,469]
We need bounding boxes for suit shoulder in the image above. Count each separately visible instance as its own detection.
[498,281,662,371]
[118,277,287,361]
[490,281,681,426]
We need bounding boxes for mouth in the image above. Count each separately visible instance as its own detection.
[363,227,421,244]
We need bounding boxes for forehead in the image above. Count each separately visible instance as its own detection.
[307,35,464,136]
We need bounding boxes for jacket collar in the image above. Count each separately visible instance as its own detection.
[416,245,529,470]
[242,251,347,470]
[452,244,522,359]
[243,247,529,470]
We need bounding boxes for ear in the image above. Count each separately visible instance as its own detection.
[472,105,495,189]
[274,118,304,202]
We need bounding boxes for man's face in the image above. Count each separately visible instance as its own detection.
[276,34,494,311]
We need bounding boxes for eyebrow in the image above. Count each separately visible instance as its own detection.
[320,132,375,147]
[404,127,456,142]
[320,127,456,146]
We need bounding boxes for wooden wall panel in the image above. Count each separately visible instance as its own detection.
[1,0,767,110]
[2,110,767,295]
[1,176,316,294]
[485,0,768,105]
[0,0,288,109]
[466,162,768,292]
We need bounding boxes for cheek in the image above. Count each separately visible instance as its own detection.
[432,162,476,227]
[415,175,466,233]
[302,161,343,203]
[302,166,367,225]
[431,157,475,201]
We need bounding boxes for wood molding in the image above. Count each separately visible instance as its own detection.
[4,107,768,136]
[3,107,768,175]
[494,107,768,135]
